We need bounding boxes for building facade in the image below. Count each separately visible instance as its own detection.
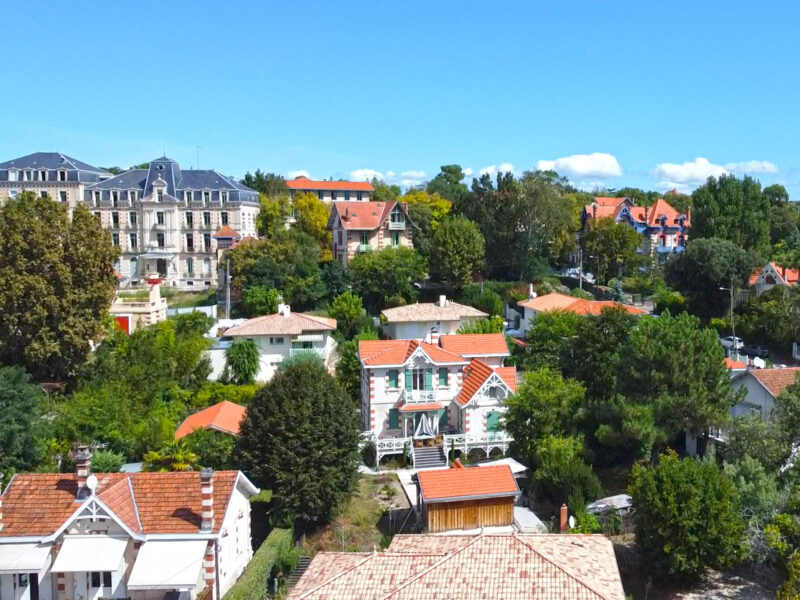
[84,157,259,289]
[380,297,488,341]
[286,176,372,203]
[0,152,110,212]
[327,201,413,267]
[358,334,516,467]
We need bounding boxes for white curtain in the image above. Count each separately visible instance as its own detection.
[414,413,438,437]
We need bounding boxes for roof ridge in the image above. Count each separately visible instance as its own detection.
[296,553,377,599]
[127,476,143,533]
[513,535,615,600]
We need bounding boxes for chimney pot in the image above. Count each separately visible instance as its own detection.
[200,468,215,532]
[560,503,569,532]
[439,295,447,308]
[75,445,92,499]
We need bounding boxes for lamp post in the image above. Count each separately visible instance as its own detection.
[720,276,737,358]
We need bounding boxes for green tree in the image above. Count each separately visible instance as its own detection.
[722,414,790,473]
[0,366,47,474]
[456,316,504,334]
[735,285,800,350]
[581,218,646,284]
[402,190,451,228]
[241,286,279,317]
[349,247,427,312]
[0,193,119,380]
[235,358,360,531]
[664,237,761,319]
[242,170,289,197]
[629,451,744,579]
[371,178,401,203]
[777,551,800,600]
[429,215,484,290]
[91,448,126,473]
[519,310,582,371]
[256,194,291,238]
[407,202,434,261]
[143,439,199,472]
[328,291,372,340]
[223,339,260,385]
[692,174,771,254]
[184,428,236,470]
[426,164,468,203]
[336,330,378,401]
[293,191,332,260]
[532,435,603,509]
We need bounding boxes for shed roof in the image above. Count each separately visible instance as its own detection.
[175,401,247,439]
[417,464,518,502]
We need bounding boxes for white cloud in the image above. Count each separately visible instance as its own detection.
[286,169,310,179]
[724,160,778,174]
[349,168,427,188]
[535,152,622,179]
[654,157,727,186]
[350,168,383,181]
[462,167,473,178]
[479,163,515,177]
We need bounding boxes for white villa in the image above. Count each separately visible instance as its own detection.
[210,304,337,382]
[108,275,168,334]
[0,447,257,600]
[358,333,517,468]
[380,296,487,341]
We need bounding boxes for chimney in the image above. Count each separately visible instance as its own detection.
[75,445,92,499]
[644,206,650,222]
[439,295,447,308]
[450,459,464,469]
[282,304,291,318]
[344,207,349,221]
[560,504,569,532]
[200,467,215,532]
[528,283,535,300]
[592,202,597,219]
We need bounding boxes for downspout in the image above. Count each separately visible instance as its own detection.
[215,540,221,600]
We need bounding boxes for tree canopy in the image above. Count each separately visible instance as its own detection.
[429,215,484,290]
[242,170,289,197]
[0,366,48,475]
[581,218,646,285]
[349,247,427,312]
[293,191,332,261]
[426,165,468,203]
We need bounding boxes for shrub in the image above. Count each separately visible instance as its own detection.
[90,448,126,473]
[225,528,294,600]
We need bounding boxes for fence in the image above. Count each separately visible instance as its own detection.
[167,305,217,318]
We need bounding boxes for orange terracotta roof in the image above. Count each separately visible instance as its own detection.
[749,269,761,286]
[750,367,800,398]
[287,177,374,192]
[438,333,509,356]
[358,339,467,367]
[517,293,645,316]
[593,197,625,207]
[455,359,516,406]
[399,402,443,412]
[225,312,336,337]
[175,401,247,439]
[725,357,747,370]
[0,471,243,537]
[584,197,688,228]
[771,262,800,285]
[330,201,400,230]
[418,464,518,502]
[290,534,625,600]
[213,225,241,239]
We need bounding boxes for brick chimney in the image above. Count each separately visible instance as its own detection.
[200,468,215,532]
[75,445,92,499]
[560,503,568,532]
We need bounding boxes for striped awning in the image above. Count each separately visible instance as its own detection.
[399,402,443,412]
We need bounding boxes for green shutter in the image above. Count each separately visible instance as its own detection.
[425,368,433,391]
[388,370,398,388]
[405,370,413,391]
[439,409,447,429]
[389,408,399,429]
[438,368,448,386]
[487,411,500,432]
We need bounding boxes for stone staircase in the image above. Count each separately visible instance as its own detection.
[286,556,312,590]
[413,445,447,469]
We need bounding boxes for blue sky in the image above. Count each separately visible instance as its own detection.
[2,1,798,196]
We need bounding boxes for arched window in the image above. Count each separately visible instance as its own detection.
[203,257,212,276]
[130,257,138,276]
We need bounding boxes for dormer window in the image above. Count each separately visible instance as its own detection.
[93,190,101,206]
[8,169,17,182]
[24,170,32,181]
[157,189,164,203]
[129,190,137,202]
[221,191,228,203]
[203,191,210,205]
[111,190,119,206]
[39,170,47,181]
[185,190,192,203]
[58,170,67,182]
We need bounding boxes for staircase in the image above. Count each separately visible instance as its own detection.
[286,556,312,590]
[413,445,447,469]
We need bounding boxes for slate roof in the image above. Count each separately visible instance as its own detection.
[517,293,646,316]
[329,201,402,230]
[0,471,247,537]
[438,333,509,356]
[224,312,336,337]
[0,151,108,174]
[175,401,247,439]
[750,367,800,398]
[287,176,374,191]
[455,359,517,406]
[381,301,487,323]
[288,533,626,600]
[417,464,519,503]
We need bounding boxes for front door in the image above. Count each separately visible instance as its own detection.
[156,259,168,277]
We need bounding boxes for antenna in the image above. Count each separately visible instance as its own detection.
[86,474,98,495]
[568,515,575,530]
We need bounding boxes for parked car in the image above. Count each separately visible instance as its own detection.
[743,344,769,358]
[720,336,744,350]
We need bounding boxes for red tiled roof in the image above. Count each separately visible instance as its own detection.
[455,359,516,406]
[175,401,247,439]
[225,312,336,337]
[438,333,509,356]
[725,357,747,370]
[418,464,518,502]
[330,201,400,230]
[213,225,241,239]
[647,197,689,227]
[0,471,242,537]
[593,197,625,207]
[358,339,467,367]
[399,402,443,412]
[584,197,689,227]
[517,293,646,316]
[287,177,374,192]
[289,533,626,600]
[750,367,800,398]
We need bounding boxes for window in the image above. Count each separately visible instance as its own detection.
[186,233,194,250]
[269,337,284,345]
[186,212,193,227]
[659,236,665,247]
[203,191,210,205]
[17,574,29,587]
[203,257,211,275]
[59,170,67,181]
[388,408,399,429]
[439,409,448,429]
[130,257,138,275]
[186,257,194,275]
[486,411,500,433]
[360,232,369,245]
[392,231,400,247]
[93,211,101,220]
[156,233,165,248]
[39,169,47,181]
[40,190,48,198]
[221,211,228,226]
[59,190,67,203]
[203,233,211,250]
[8,169,16,182]
[129,233,138,249]
[388,369,399,388]
[129,211,137,226]
[318,191,324,200]
[156,211,165,225]
[24,170,32,181]
[90,572,112,589]
[111,190,119,206]
[390,208,404,224]
[331,191,337,201]
[221,191,228,203]
[405,368,432,391]
[357,191,363,201]
[111,212,120,228]
[93,190,101,206]
[203,211,211,227]
[338,230,343,244]
[185,190,192,203]
[111,233,119,246]
[344,191,350,201]
[129,189,137,202]
[157,189,163,203]
[438,368,448,387]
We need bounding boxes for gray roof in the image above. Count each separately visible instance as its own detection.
[88,169,148,190]
[0,152,108,174]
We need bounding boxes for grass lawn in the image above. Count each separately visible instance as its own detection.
[167,289,217,308]
[300,474,409,555]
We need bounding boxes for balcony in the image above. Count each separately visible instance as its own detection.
[656,245,685,254]
[388,220,405,230]
[289,347,324,358]
[357,243,372,253]
[402,389,436,403]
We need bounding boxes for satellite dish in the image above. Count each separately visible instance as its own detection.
[568,515,575,530]
[86,474,98,494]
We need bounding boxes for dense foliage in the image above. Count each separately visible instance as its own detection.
[223,339,260,385]
[349,247,427,312]
[429,215,485,290]
[0,366,48,474]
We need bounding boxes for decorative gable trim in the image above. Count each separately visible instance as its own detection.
[461,372,513,409]
[43,496,142,543]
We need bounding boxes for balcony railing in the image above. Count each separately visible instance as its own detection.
[388,220,406,230]
[289,347,324,357]
[357,243,372,253]
[402,389,436,403]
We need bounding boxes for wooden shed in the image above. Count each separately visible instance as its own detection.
[416,462,520,532]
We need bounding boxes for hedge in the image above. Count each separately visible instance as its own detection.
[225,528,294,600]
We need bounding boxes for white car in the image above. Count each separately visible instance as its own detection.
[720,336,744,350]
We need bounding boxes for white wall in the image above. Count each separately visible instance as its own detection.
[731,374,776,419]
[217,484,254,597]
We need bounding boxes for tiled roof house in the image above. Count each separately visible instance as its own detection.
[175,401,247,439]
[288,532,626,599]
[287,176,373,203]
[731,367,800,420]
[327,201,413,267]
[0,447,258,600]
[516,292,646,335]
[750,262,800,296]
[381,296,487,341]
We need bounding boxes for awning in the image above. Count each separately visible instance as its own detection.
[0,543,52,574]
[399,402,443,412]
[294,333,323,342]
[51,537,127,572]
[127,540,207,590]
